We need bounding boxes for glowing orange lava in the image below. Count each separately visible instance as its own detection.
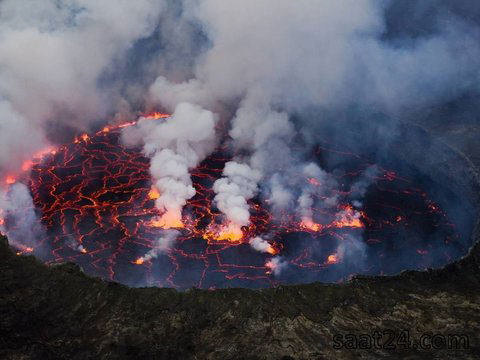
[326,254,339,264]
[148,186,160,200]
[0,115,461,289]
[21,147,57,172]
[203,223,244,242]
[15,246,33,256]
[148,213,185,229]
[266,245,278,255]
[5,176,16,185]
[147,112,170,120]
[333,205,364,228]
[300,219,323,232]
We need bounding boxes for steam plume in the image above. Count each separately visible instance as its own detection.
[135,229,180,264]
[213,162,261,228]
[122,102,217,226]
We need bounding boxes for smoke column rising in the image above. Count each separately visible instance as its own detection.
[122,102,217,228]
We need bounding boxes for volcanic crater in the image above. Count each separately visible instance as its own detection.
[2,116,476,290]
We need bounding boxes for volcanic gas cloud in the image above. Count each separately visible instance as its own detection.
[0,1,478,288]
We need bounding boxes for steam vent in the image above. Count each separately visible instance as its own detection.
[1,1,480,359]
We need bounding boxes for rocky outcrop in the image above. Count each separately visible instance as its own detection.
[1,233,479,359]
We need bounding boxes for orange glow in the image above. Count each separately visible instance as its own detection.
[148,212,184,229]
[34,147,57,158]
[204,223,243,242]
[266,244,278,255]
[308,178,321,186]
[148,186,160,200]
[0,114,458,289]
[21,146,57,172]
[21,161,33,172]
[75,133,90,144]
[265,257,285,275]
[300,219,322,232]
[117,121,137,129]
[326,254,339,264]
[333,206,363,228]
[5,176,16,185]
[145,112,170,120]
[265,261,275,274]
[16,247,33,256]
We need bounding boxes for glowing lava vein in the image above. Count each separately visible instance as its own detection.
[0,115,463,289]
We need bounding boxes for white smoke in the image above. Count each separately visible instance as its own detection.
[265,256,288,276]
[249,236,272,254]
[209,93,302,227]
[150,1,382,227]
[335,233,367,270]
[297,163,339,223]
[137,229,180,263]
[0,101,47,176]
[0,0,166,249]
[152,1,480,115]
[0,0,164,140]
[349,165,380,208]
[122,102,217,225]
[267,174,294,213]
[213,162,261,227]
[0,183,44,249]
[2,1,163,113]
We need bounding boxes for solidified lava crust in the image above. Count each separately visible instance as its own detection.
[0,119,465,289]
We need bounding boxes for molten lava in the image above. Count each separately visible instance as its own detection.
[148,186,160,200]
[148,213,185,229]
[333,205,364,228]
[0,114,464,289]
[300,219,323,232]
[5,176,16,185]
[326,254,339,264]
[203,223,244,243]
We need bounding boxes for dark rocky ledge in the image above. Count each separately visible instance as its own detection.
[1,233,480,359]
[1,118,480,359]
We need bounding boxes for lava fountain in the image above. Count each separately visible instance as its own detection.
[0,115,471,289]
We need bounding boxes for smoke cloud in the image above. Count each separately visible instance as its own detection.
[265,256,288,276]
[122,102,217,226]
[249,236,274,254]
[0,183,44,249]
[213,162,261,228]
[148,0,480,236]
[0,0,172,250]
[136,229,180,264]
